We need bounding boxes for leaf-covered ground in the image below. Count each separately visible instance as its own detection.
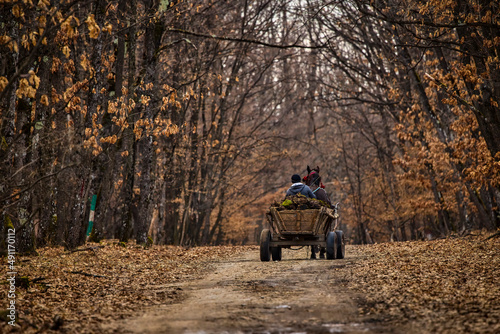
[1,232,499,333]
[1,241,247,334]
[344,232,500,333]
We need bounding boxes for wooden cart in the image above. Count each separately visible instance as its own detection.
[260,206,345,261]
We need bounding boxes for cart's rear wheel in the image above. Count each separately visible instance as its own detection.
[336,230,345,259]
[260,229,271,262]
[271,246,282,261]
[326,231,337,260]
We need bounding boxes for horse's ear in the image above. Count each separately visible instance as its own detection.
[316,166,320,173]
[307,165,311,174]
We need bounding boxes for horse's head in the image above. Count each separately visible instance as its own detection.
[304,165,321,187]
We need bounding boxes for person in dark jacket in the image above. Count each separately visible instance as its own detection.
[286,174,316,199]
[308,172,332,207]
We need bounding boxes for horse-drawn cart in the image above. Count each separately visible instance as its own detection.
[260,205,345,261]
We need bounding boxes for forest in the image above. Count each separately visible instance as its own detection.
[1,0,499,253]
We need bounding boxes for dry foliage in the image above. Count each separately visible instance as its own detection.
[343,231,500,333]
[271,194,330,211]
[1,241,247,334]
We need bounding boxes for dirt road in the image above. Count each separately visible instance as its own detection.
[104,246,391,334]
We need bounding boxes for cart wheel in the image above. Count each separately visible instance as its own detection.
[260,229,271,262]
[335,230,345,259]
[271,246,282,261]
[326,231,337,260]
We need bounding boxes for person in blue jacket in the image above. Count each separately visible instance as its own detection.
[286,174,316,198]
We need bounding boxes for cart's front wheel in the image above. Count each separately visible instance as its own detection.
[260,229,271,262]
[336,230,345,259]
[326,231,337,260]
[271,246,282,261]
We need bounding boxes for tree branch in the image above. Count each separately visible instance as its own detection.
[166,28,327,49]
[0,164,77,208]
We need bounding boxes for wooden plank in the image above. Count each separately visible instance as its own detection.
[268,207,339,236]
[269,239,327,247]
[266,212,280,236]
[278,209,318,233]
[270,208,286,233]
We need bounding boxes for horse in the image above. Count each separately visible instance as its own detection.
[303,166,327,259]
[303,165,324,189]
